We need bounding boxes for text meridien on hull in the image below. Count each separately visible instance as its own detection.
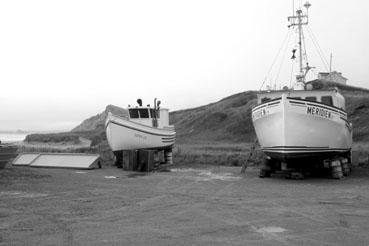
[307,106,332,119]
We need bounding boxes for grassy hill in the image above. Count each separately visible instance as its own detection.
[72,104,127,133]
[170,91,257,143]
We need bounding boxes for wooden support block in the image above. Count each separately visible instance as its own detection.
[114,151,123,168]
[137,150,155,172]
[122,150,138,171]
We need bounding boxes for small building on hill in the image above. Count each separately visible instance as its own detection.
[318,71,348,85]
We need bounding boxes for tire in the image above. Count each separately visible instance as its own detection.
[259,158,272,178]
[259,169,271,178]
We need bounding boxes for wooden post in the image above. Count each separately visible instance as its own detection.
[241,139,258,174]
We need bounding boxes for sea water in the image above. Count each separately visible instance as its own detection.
[0,133,27,143]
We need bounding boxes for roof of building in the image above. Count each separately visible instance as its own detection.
[318,71,348,80]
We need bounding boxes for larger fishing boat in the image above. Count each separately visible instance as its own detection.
[251,2,352,177]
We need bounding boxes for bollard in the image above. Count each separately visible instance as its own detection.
[164,150,173,165]
[341,158,350,176]
[331,160,343,179]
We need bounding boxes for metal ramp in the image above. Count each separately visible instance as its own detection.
[13,153,101,169]
[12,153,40,166]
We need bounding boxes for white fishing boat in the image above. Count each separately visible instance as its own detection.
[105,99,176,151]
[251,2,352,175]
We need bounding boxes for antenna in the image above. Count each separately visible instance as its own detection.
[329,53,333,73]
[288,1,311,90]
[152,98,158,127]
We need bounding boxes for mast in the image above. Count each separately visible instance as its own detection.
[298,10,303,75]
[288,1,311,90]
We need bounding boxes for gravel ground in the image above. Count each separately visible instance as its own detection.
[1,165,369,246]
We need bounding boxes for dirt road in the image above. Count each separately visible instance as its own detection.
[1,165,369,245]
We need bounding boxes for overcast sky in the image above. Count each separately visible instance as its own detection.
[1,0,368,131]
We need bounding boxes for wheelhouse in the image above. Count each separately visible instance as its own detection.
[127,106,170,128]
[257,89,346,111]
[128,108,160,119]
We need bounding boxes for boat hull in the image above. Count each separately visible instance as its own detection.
[252,95,352,162]
[105,113,176,151]
[0,144,18,169]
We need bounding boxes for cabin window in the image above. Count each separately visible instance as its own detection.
[305,96,317,102]
[321,96,333,106]
[261,97,271,103]
[290,97,301,99]
[129,109,139,119]
[138,109,149,118]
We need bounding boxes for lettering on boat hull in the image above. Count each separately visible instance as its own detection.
[307,106,332,119]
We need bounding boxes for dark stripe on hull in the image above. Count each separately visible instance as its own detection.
[264,149,350,162]
[253,97,282,111]
[115,145,174,152]
[263,148,349,152]
[289,101,306,106]
[162,137,176,140]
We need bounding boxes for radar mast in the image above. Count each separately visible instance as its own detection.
[288,1,311,90]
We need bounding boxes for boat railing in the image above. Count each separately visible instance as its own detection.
[163,125,175,131]
[110,113,129,121]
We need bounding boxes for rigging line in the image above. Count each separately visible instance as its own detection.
[306,27,329,71]
[306,26,330,70]
[274,28,292,86]
[289,60,294,88]
[311,69,318,77]
[301,28,309,65]
[259,77,267,91]
[311,36,329,71]
[260,29,291,90]
[308,26,330,68]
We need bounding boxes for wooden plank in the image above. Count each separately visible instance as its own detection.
[241,139,258,174]
[137,150,155,172]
